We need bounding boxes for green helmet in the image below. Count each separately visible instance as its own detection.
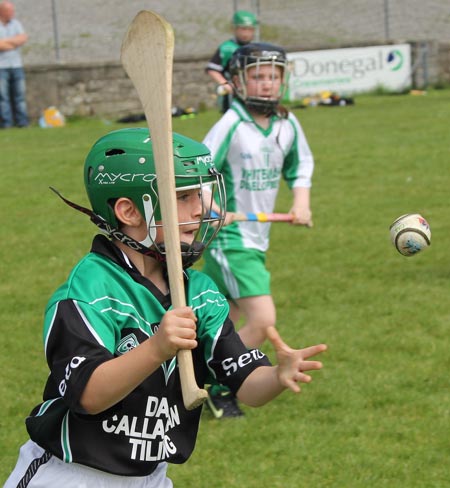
[232,10,258,27]
[84,127,225,263]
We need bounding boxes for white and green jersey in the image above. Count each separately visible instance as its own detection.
[25,235,270,476]
[203,99,314,252]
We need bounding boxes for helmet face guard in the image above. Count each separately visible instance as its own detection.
[82,128,226,266]
[138,170,225,265]
[230,43,288,115]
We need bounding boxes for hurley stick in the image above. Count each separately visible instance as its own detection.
[210,210,294,223]
[121,11,207,410]
[210,210,313,226]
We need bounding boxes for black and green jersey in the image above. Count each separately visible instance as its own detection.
[206,38,241,78]
[26,235,270,476]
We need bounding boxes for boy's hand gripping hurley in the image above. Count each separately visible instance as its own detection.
[121,11,208,410]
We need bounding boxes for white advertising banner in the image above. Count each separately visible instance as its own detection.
[287,44,411,100]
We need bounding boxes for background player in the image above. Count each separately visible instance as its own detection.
[206,9,258,113]
[5,128,326,487]
[202,42,315,417]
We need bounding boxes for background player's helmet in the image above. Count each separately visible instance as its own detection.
[230,42,287,115]
[84,128,225,263]
[232,10,258,27]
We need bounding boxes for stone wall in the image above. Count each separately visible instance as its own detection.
[25,57,215,121]
[24,41,450,122]
[410,41,450,89]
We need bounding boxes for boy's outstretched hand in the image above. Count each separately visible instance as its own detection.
[266,326,327,393]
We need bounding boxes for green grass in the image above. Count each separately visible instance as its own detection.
[1,91,450,486]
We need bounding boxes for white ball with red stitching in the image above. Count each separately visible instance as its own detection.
[390,213,431,257]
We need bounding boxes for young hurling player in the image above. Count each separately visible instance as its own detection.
[5,128,325,487]
[202,43,315,417]
[206,10,258,113]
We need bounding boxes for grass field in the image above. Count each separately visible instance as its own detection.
[1,90,449,487]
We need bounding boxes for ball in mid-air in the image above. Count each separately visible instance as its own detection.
[390,213,431,256]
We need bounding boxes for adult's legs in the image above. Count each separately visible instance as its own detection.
[10,67,29,127]
[0,68,13,128]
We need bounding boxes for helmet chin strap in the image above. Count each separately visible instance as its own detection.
[246,97,278,116]
[158,241,205,269]
[50,187,205,269]
[140,193,157,247]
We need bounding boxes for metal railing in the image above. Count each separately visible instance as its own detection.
[17,0,450,67]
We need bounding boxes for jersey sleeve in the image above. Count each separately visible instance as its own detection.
[206,39,238,74]
[206,317,271,394]
[282,113,314,189]
[203,111,240,171]
[206,48,224,73]
[43,299,117,414]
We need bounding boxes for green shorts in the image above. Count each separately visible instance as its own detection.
[202,247,271,300]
